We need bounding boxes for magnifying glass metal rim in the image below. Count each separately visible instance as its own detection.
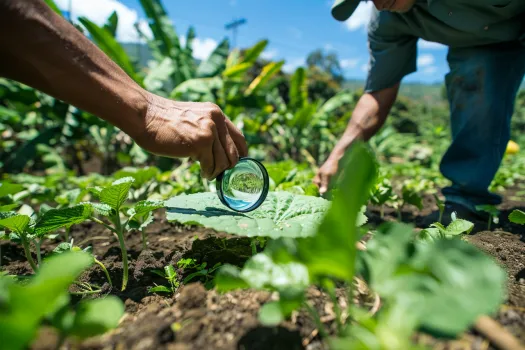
[216,157,269,213]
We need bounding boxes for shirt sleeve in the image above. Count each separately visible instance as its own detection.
[364,8,419,93]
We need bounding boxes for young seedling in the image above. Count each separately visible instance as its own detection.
[177,258,223,289]
[369,177,396,219]
[126,200,164,250]
[475,205,500,231]
[87,177,164,291]
[417,216,474,242]
[397,183,423,220]
[509,209,525,225]
[52,241,112,287]
[149,265,179,295]
[433,193,445,224]
[0,204,92,272]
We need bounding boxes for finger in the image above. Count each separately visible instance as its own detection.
[210,136,230,180]
[225,117,248,157]
[312,173,321,188]
[214,116,239,169]
[319,174,329,195]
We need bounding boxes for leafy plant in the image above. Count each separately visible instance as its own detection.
[149,265,179,295]
[475,205,500,231]
[177,258,223,289]
[86,177,163,290]
[433,193,445,224]
[508,209,525,224]
[417,217,474,242]
[0,204,93,272]
[0,250,123,350]
[369,177,397,218]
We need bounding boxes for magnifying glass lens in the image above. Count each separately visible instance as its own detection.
[216,158,269,212]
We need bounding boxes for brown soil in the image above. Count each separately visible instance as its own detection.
[1,189,524,350]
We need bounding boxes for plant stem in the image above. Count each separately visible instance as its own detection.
[113,214,129,291]
[141,229,148,251]
[64,227,70,242]
[21,236,38,273]
[438,209,443,224]
[91,217,119,234]
[251,239,257,256]
[488,216,492,231]
[95,258,112,287]
[34,238,43,267]
[55,334,66,350]
[380,205,384,219]
[303,301,329,339]
[325,282,343,335]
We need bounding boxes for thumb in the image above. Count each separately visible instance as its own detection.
[319,174,329,195]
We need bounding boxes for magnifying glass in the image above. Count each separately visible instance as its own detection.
[216,157,269,212]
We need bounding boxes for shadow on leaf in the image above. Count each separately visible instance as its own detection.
[166,206,248,218]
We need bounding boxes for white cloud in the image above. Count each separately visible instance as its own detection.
[418,39,447,50]
[324,43,335,51]
[417,54,435,67]
[340,58,360,69]
[283,58,305,73]
[422,66,438,75]
[55,0,152,42]
[344,2,374,31]
[261,49,278,60]
[191,38,219,60]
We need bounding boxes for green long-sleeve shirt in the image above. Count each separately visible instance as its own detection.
[331,0,525,91]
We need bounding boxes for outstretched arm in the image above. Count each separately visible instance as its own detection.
[0,0,247,179]
[313,83,399,194]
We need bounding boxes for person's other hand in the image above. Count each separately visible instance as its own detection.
[135,94,248,180]
[313,157,340,195]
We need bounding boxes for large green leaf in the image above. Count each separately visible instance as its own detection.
[0,252,93,350]
[298,142,377,282]
[68,297,124,339]
[139,0,180,58]
[197,38,230,78]
[78,17,141,84]
[100,177,135,211]
[0,212,30,235]
[245,61,285,96]
[289,67,307,110]
[103,11,119,38]
[165,192,330,238]
[127,200,164,217]
[0,182,24,197]
[144,57,176,92]
[170,77,223,102]
[43,0,62,15]
[317,91,356,115]
[242,39,268,63]
[509,209,525,224]
[34,204,92,237]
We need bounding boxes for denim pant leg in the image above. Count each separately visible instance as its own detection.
[440,42,525,211]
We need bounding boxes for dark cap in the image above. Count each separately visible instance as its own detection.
[331,0,361,21]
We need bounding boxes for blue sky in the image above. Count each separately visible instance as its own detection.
[56,0,449,84]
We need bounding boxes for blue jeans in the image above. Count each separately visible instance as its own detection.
[440,41,525,211]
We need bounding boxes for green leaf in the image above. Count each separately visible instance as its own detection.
[165,192,330,238]
[164,265,176,281]
[148,285,172,294]
[0,182,24,197]
[0,204,21,212]
[258,302,283,326]
[222,62,253,78]
[138,0,181,58]
[87,202,113,217]
[69,296,124,339]
[169,77,223,102]
[52,242,73,255]
[34,204,92,237]
[0,252,93,350]
[100,177,134,211]
[128,200,164,216]
[475,205,500,217]
[444,219,474,236]
[317,91,356,115]
[299,142,377,282]
[144,58,176,92]
[197,38,230,78]
[509,209,525,224]
[242,39,268,64]
[55,189,84,206]
[402,186,423,210]
[78,17,141,85]
[215,265,249,292]
[289,67,307,110]
[0,212,30,235]
[244,61,284,96]
[103,11,119,37]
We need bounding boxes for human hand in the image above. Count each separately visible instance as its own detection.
[135,94,248,180]
[313,156,340,195]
